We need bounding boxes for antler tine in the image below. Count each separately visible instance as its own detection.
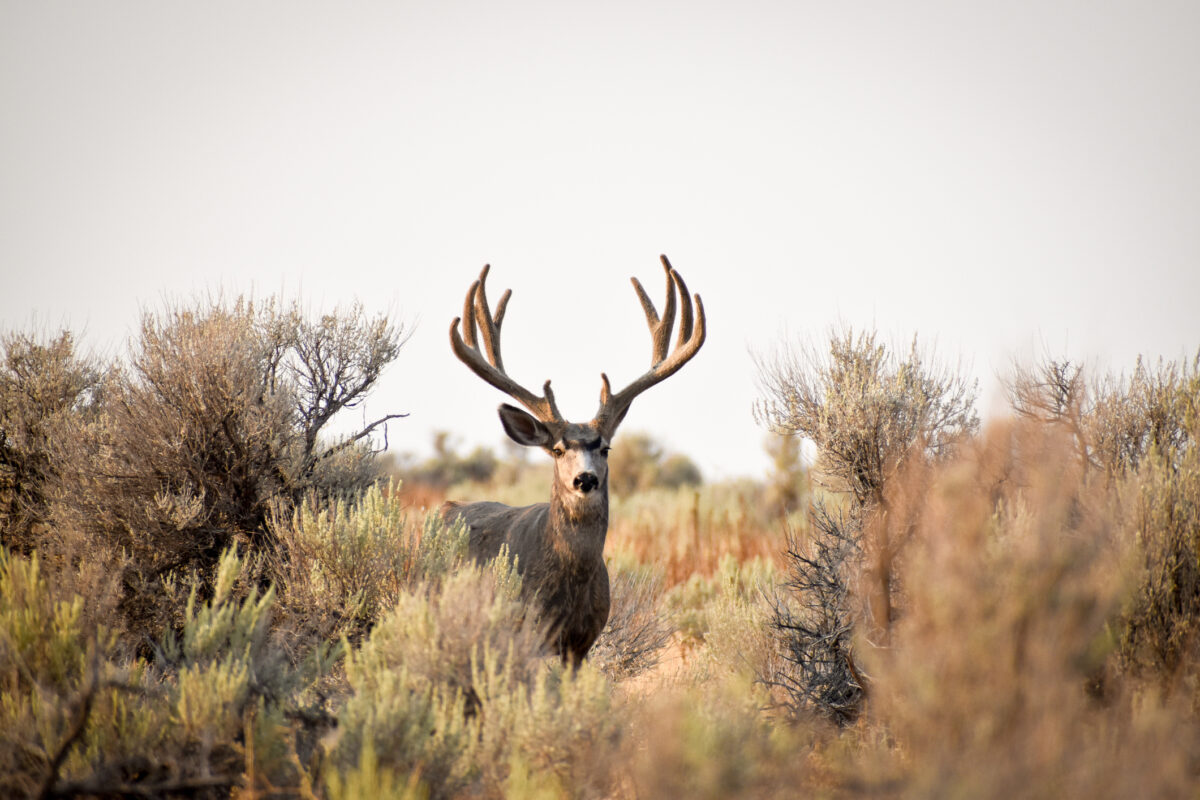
[670,263,694,348]
[472,265,508,371]
[594,256,706,434]
[461,277,480,349]
[629,255,678,365]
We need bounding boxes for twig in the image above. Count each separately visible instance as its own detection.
[45,775,237,798]
[36,652,100,800]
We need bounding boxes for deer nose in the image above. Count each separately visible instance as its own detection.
[573,471,599,493]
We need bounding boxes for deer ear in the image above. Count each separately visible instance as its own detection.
[498,404,553,447]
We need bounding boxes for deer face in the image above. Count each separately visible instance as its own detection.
[451,256,704,510]
[549,424,611,502]
[498,405,611,507]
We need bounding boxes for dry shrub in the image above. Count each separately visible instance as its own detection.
[755,327,978,510]
[40,297,405,645]
[865,421,1199,797]
[765,505,864,725]
[621,676,813,800]
[589,556,673,681]
[0,330,100,553]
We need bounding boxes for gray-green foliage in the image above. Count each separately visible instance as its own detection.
[331,551,621,799]
[1089,352,1199,476]
[0,299,656,799]
[0,545,304,798]
[1008,352,1200,478]
[271,483,468,646]
[665,554,777,661]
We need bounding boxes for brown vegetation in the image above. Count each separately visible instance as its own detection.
[3,302,1200,798]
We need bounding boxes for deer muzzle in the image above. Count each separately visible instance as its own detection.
[573,471,600,493]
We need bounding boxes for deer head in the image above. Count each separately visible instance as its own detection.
[449,255,706,510]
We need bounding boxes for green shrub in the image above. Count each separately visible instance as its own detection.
[271,484,468,649]
[666,554,777,666]
[329,550,623,798]
[0,545,311,798]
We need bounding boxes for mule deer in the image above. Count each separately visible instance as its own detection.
[441,255,706,666]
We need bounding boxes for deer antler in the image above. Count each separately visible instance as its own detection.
[450,264,565,426]
[594,255,706,435]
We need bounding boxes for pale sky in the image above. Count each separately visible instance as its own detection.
[2,1,1198,479]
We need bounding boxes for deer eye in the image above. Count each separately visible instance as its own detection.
[600,446,611,457]
[552,446,564,457]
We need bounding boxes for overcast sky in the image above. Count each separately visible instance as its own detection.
[2,1,1198,479]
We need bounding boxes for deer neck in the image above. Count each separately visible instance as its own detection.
[547,478,609,566]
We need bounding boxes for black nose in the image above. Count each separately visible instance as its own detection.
[573,472,599,493]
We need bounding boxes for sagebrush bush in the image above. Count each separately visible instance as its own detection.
[755,327,979,510]
[766,504,864,725]
[1117,419,1200,678]
[329,551,624,798]
[1009,351,1200,684]
[664,554,778,686]
[1088,352,1198,476]
[0,330,100,553]
[38,297,406,644]
[860,420,1197,797]
[589,555,673,681]
[0,545,314,798]
[754,327,979,723]
[270,483,468,649]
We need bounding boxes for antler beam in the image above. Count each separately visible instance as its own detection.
[449,265,564,425]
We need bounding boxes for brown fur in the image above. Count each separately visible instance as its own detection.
[446,257,705,665]
[442,422,613,666]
